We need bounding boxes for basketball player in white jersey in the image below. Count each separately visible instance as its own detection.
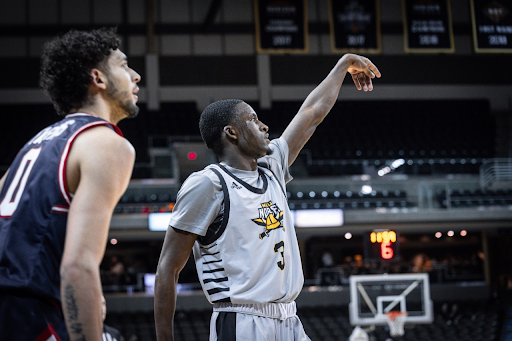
[154,53,381,340]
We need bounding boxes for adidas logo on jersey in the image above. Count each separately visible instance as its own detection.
[231,182,242,190]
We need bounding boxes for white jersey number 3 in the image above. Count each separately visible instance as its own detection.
[0,147,42,217]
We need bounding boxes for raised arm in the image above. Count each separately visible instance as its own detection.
[60,127,135,341]
[281,53,381,166]
[155,228,198,341]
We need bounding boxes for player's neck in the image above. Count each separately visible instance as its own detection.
[219,154,258,171]
[75,100,117,125]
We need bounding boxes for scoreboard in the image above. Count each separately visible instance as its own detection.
[364,230,400,261]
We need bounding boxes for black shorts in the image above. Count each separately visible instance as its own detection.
[0,292,68,340]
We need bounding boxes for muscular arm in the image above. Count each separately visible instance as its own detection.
[281,53,381,166]
[60,127,135,341]
[155,227,198,341]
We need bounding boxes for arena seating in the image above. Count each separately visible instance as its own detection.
[287,189,414,210]
[435,188,512,209]
[104,302,503,341]
[112,188,415,214]
[501,306,512,341]
[114,192,177,214]
[0,99,495,179]
[115,99,497,179]
[254,100,495,177]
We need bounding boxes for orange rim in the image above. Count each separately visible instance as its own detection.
[386,311,408,321]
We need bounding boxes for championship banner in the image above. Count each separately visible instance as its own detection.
[402,0,454,53]
[328,0,381,53]
[254,0,308,54]
[470,0,512,53]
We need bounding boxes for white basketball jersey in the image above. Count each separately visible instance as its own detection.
[193,163,304,305]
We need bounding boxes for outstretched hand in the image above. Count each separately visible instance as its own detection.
[344,54,381,91]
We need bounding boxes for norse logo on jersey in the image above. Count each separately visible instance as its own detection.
[252,201,285,239]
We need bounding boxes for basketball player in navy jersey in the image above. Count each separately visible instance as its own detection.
[0,28,140,340]
[154,53,380,340]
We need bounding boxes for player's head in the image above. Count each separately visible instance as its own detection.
[199,99,245,155]
[40,27,140,118]
[200,99,271,158]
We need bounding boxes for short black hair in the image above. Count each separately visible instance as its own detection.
[40,27,121,116]
[199,99,244,155]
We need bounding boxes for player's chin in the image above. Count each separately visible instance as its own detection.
[255,147,272,158]
[126,104,140,118]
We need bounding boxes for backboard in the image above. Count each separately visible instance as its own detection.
[349,273,433,326]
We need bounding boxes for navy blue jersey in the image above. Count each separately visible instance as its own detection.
[0,113,124,305]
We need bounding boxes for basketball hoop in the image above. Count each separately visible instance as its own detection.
[385,311,408,337]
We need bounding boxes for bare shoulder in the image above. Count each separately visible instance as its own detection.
[66,125,135,193]
[71,125,135,167]
[75,125,135,156]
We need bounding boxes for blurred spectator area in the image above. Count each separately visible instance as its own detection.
[0,99,501,216]
[0,99,496,179]
[436,188,512,209]
[253,99,495,177]
[113,180,512,215]
[103,302,501,341]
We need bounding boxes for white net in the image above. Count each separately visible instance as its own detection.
[386,311,408,337]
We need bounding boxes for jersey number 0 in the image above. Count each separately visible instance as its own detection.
[0,147,42,217]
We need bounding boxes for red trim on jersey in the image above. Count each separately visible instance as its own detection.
[34,323,62,341]
[58,120,124,205]
[65,113,124,137]
[45,298,62,310]
[111,124,124,137]
[65,112,123,136]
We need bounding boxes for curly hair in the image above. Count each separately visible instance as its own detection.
[199,99,245,156]
[39,27,120,116]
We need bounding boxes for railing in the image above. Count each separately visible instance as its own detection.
[480,158,512,188]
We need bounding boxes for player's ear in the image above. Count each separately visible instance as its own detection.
[224,125,237,140]
[90,68,107,90]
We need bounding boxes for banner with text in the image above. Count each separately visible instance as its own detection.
[328,0,381,53]
[470,0,512,53]
[403,0,454,53]
[255,0,308,53]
